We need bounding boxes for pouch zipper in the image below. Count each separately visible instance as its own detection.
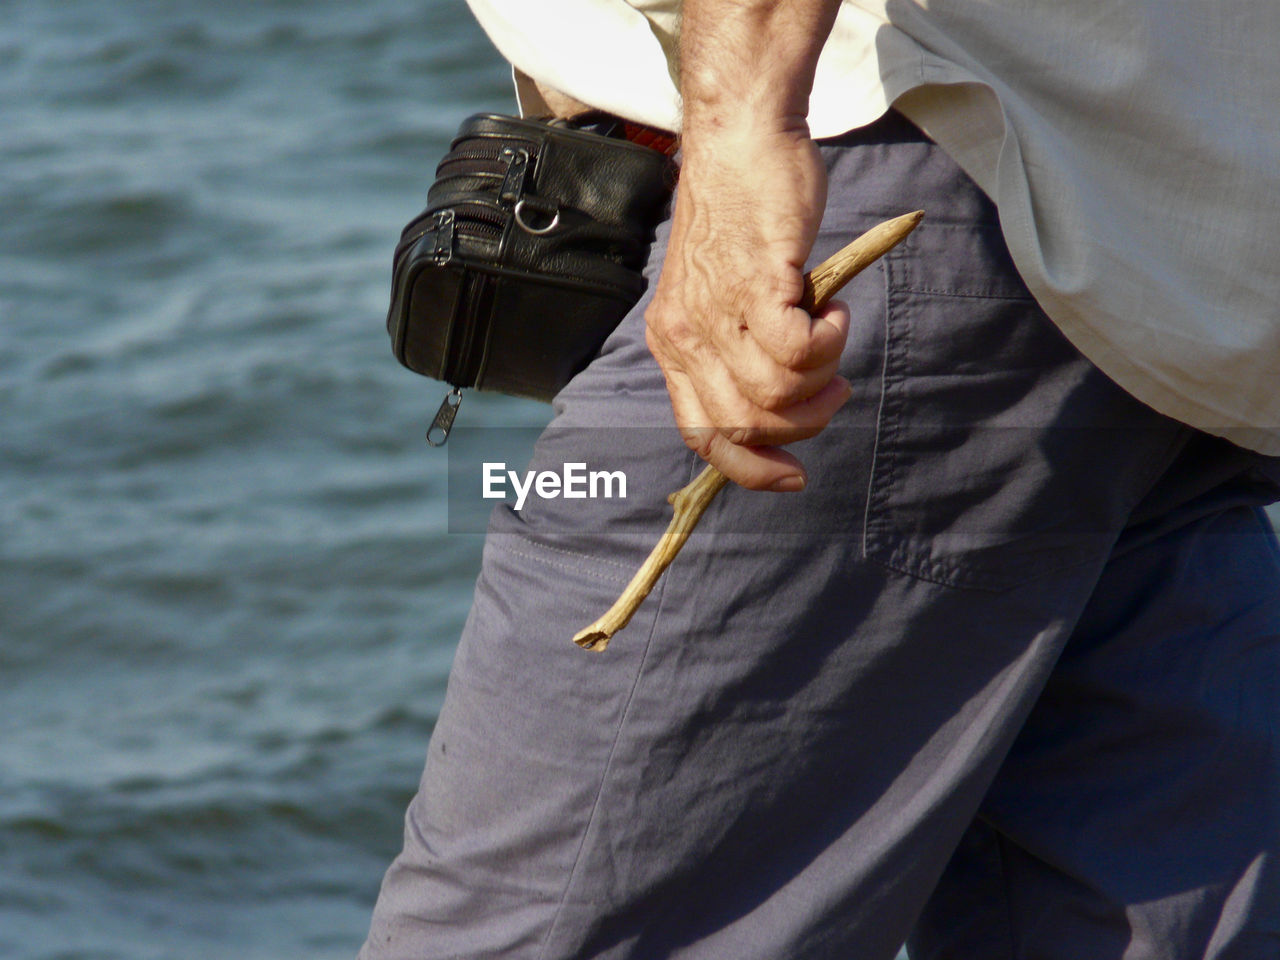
[434,139,537,179]
[395,201,506,260]
[444,270,495,385]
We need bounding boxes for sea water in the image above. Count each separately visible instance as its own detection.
[0,1,547,956]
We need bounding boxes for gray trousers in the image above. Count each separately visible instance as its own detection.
[361,113,1280,959]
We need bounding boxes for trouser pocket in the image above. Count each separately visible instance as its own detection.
[863,220,1183,591]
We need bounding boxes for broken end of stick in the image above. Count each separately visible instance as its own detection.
[572,625,613,652]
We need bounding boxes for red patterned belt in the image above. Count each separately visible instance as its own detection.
[566,110,679,157]
[621,121,679,157]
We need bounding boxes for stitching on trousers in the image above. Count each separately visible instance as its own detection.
[501,547,630,586]
[520,539,637,574]
[865,258,910,564]
[897,285,1033,301]
[862,259,895,562]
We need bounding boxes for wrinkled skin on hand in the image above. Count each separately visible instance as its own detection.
[644,124,853,492]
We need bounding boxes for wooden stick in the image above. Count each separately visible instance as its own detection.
[573,211,924,651]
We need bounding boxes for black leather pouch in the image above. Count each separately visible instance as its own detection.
[387,113,675,443]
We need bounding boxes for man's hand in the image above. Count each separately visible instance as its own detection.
[646,123,851,491]
[644,0,847,491]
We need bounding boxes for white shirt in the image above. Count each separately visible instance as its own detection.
[467,0,1280,455]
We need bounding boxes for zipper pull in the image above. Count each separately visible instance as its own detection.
[499,147,531,205]
[430,209,455,264]
[426,387,462,447]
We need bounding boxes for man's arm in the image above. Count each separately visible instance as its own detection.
[645,0,848,492]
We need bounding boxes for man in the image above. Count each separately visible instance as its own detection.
[361,1,1280,957]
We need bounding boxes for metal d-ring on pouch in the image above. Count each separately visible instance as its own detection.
[385,113,676,445]
[513,198,561,236]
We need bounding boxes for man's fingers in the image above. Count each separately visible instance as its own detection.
[659,354,854,489]
[738,299,851,373]
[650,322,853,444]
[665,372,810,491]
[689,356,854,445]
[650,304,850,414]
[706,301,851,410]
[689,429,810,492]
[717,340,843,414]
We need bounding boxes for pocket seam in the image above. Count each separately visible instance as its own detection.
[897,285,1036,303]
